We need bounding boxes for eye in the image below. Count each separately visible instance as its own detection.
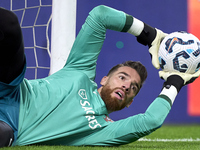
[131,85,138,93]
[132,86,136,90]
[119,76,125,80]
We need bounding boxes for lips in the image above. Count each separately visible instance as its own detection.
[114,89,125,100]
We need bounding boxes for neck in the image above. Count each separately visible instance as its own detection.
[97,86,102,96]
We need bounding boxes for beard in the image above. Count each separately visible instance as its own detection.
[100,85,127,112]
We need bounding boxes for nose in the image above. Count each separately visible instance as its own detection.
[122,82,131,92]
[122,86,129,92]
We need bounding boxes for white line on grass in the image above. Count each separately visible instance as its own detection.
[138,138,200,142]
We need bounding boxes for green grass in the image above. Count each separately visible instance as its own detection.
[2,125,200,150]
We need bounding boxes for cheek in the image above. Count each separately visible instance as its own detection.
[126,97,133,103]
[107,78,120,88]
[113,77,123,86]
[126,95,134,103]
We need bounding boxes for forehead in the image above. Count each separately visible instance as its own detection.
[113,66,141,83]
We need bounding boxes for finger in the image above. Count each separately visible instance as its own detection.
[149,46,160,69]
[152,55,160,69]
[159,71,165,78]
[159,71,168,80]
[193,69,200,77]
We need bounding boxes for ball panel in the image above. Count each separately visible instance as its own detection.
[158,31,200,74]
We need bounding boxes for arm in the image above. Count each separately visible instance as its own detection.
[64,5,165,80]
[82,94,171,146]
[64,5,128,80]
[82,71,200,146]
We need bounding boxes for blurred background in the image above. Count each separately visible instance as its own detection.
[1,0,200,124]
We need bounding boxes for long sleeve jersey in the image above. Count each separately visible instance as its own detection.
[9,5,171,146]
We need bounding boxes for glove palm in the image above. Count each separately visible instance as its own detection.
[149,29,168,69]
[159,70,200,85]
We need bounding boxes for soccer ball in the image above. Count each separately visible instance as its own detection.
[158,31,200,74]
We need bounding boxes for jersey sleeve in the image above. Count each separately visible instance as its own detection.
[64,5,127,81]
[82,96,171,146]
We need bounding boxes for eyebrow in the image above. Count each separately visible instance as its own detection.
[118,72,130,78]
[118,72,141,90]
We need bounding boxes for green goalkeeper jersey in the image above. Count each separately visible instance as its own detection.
[14,5,171,146]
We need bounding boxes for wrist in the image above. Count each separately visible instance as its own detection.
[136,23,156,47]
[159,85,178,106]
[164,75,184,93]
[127,17,144,36]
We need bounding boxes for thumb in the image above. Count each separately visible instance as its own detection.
[158,70,170,80]
[192,69,200,78]
[149,46,160,69]
[185,69,200,85]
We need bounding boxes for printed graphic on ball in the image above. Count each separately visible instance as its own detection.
[158,31,200,74]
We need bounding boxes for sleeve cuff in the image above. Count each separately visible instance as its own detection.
[127,17,144,36]
[121,14,133,32]
[159,85,178,106]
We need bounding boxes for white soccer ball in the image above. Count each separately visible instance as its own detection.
[158,31,200,74]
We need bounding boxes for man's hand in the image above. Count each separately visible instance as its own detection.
[159,70,200,85]
[136,24,167,69]
[159,70,200,92]
[149,29,168,69]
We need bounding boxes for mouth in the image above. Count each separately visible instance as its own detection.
[116,92,122,98]
[114,89,125,100]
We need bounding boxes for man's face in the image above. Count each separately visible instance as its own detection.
[99,66,141,113]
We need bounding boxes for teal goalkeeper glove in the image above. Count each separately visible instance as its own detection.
[159,70,200,92]
[137,24,167,69]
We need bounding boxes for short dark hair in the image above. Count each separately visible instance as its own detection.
[107,61,147,87]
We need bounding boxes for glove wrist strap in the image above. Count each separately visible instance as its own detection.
[163,75,184,93]
[136,23,156,47]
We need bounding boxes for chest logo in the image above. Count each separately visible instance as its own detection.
[78,89,87,99]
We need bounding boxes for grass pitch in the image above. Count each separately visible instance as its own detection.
[2,124,200,150]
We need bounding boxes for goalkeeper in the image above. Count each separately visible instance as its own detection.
[0,5,200,147]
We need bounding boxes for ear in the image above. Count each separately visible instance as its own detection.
[100,76,108,86]
[126,99,133,108]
